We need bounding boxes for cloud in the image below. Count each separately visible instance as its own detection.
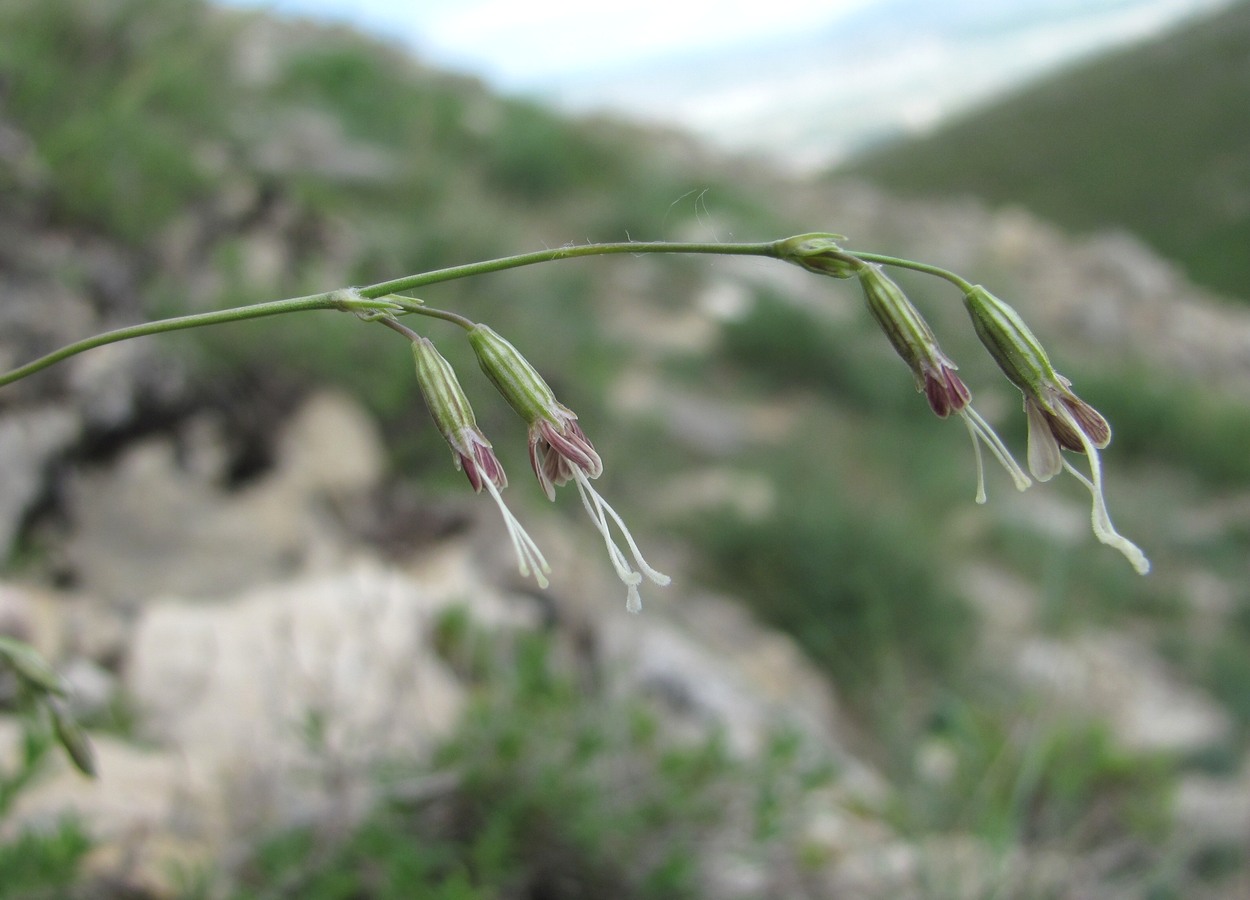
[382,0,876,83]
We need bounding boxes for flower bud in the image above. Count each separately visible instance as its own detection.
[859,264,970,418]
[775,233,857,279]
[467,323,666,610]
[50,700,97,778]
[411,337,506,492]
[963,286,1109,452]
[0,635,67,697]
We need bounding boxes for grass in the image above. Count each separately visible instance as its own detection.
[0,818,92,900]
[688,428,975,703]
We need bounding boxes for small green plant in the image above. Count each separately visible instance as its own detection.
[231,618,833,899]
[0,639,96,899]
[0,817,92,900]
[897,703,1174,847]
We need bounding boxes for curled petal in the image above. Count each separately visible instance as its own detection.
[923,364,971,419]
[1057,393,1111,449]
[456,429,506,493]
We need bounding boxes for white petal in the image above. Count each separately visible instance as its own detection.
[1026,401,1062,482]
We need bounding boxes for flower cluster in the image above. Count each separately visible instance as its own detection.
[407,322,669,612]
[402,238,1147,610]
[780,240,1150,575]
[857,265,1031,504]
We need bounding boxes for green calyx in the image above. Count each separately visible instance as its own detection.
[963,285,1057,400]
[412,338,481,440]
[467,324,561,425]
[775,233,858,279]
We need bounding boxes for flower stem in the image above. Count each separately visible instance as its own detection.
[356,240,782,298]
[0,290,403,388]
[0,237,973,389]
[850,252,976,293]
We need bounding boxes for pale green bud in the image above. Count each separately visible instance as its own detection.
[859,265,970,418]
[411,338,506,492]
[50,700,97,778]
[467,324,564,426]
[962,285,1057,398]
[0,635,67,697]
[468,323,601,499]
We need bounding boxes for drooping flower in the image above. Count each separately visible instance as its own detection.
[411,336,550,586]
[468,323,669,612]
[963,285,1150,574]
[857,264,1031,503]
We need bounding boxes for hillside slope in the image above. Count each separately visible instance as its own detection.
[4,1,1250,897]
[841,0,1250,302]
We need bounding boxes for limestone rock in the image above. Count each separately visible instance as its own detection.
[0,405,81,559]
[59,390,386,603]
[1015,631,1231,754]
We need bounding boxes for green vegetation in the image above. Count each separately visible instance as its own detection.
[4,0,1250,895]
[0,719,91,898]
[231,613,832,899]
[896,701,1174,846]
[720,287,917,415]
[843,0,1250,303]
[0,818,91,900]
[691,438,973,700]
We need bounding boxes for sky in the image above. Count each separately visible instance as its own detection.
[217,0,1231,168]
[221,0,879,83]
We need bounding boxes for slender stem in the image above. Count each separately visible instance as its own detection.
[0,291,400,388]
[0,240,784,388]
[377,316,422,343]
[2,237,977,390]
[356,240,781,297]
[850,252,975,293]
[408,306,476,330]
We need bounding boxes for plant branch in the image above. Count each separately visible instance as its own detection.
[0,237,979,390]
[356,240,781,298]
[0,291,402,388]
[851,252,976,293]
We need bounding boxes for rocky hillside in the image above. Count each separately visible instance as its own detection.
[2,1,1250,897]
[841,0,1250,303]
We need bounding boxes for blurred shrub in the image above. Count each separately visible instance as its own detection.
[0,0,233,243]
[0,719,91,898]
[719,289,916,415]
[0,818,91,900]
[1082,366,1250,486]
[231,612,833,899]
[896,701,1174,849]
[689,446,974,700]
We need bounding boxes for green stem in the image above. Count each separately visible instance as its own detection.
[0,240,785,388]
[357,240,781,297]
[0,291,401,388]
[0,237,975,390]
[851,252,975,293]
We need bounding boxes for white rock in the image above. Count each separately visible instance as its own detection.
[1015,631,1231,754]
[0,405,81,559]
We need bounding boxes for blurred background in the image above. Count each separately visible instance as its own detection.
[1,0,1249,896]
